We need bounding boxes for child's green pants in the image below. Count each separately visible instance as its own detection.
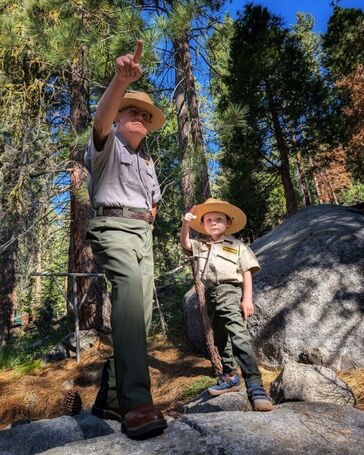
[206,283,263,387]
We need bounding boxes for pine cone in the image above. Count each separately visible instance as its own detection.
[64,390,82,416]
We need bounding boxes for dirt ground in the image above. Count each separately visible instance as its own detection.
[0,335,363,429]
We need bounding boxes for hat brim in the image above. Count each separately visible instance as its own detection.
[118,98,165,131]
[190,202,247,235]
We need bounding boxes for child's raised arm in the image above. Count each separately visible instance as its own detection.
[180,211,196,251]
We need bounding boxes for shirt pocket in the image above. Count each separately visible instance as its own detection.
[214,252,239,279]
[193,245,209,277]
[118,150,138,187]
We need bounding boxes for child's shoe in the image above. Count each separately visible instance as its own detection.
[208,373,241,396]
[247,384,273,411]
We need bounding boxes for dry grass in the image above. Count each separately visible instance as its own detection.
[0,336,363,429]
[0,340,108,428]
[338,369,364,411]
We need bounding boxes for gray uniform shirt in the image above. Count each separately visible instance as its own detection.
[84,129,161,210]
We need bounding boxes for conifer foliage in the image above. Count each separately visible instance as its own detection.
[0,2,362,344]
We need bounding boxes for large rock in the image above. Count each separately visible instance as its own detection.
[2,404,362,455]
[0,412,117,455]
[181,403,364,455]
[183,205,364,370]
[182,288,207,356]
[250,205,364,370]
[270,361,356,405]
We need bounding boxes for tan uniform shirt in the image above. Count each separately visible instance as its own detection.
[190,235,261,289]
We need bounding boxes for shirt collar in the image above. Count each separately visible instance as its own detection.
[115,131,150,161]
[205,235,227,245]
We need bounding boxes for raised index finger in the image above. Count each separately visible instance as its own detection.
[133,40,143,63]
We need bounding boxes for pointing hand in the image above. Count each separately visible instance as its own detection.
[115,40,143,83]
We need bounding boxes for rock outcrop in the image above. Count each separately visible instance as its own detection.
[1,404,363,455]
[270,361,356,405]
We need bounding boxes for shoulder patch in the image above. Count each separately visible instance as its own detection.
[223,238,234,245]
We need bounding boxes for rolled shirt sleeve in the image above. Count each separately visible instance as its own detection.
[239,244,261,274]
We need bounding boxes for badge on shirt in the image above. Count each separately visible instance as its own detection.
[223,246,238,254]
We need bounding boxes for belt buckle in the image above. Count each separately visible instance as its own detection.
[122,207,130,218]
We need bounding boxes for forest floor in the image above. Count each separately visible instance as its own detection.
[0,334,363,429]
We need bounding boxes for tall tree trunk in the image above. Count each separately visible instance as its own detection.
[68,46,109,331]
[295,151,311,206]
[33,247,42,320]
[173,36,221,374]
[309,156,323,203]
[326,171,339,204]
[0,236,17,345]
[174,36,211,210]
[267,92,297,216]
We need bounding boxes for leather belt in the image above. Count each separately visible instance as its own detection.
[96,207,153,224]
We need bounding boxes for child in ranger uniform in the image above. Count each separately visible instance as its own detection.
[180,198,272,411]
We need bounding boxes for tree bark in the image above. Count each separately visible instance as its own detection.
[267,91,297,216]
[295,151,311,206]
[309,156,323,203]
[174,36,211,210]
[0,236,17,345]
[191,260,222,376]
[68,46,110,331]
[33,247,42,321]
[173,35,221,374]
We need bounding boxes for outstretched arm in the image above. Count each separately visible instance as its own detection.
[93,40,143,150]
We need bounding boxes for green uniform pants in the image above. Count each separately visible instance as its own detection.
[86,216,154,413]
[206,283,262,387]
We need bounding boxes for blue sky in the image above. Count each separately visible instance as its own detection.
[225,0,363,32]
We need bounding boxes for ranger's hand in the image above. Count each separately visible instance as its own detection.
[115,40,143,84]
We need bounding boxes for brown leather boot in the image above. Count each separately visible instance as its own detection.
[122,402,167,439]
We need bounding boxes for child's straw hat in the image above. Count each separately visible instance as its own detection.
[190,198,247,235]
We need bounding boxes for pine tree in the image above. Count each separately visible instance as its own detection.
[24,0,149,330]
[323,6,364,183]
[0,0,60,342]
[210,5,337,234]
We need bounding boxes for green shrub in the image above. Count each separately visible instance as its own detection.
[340,181,364,205]
[13,360,41,377]
[180,376,216,401]
[0,320,71,370]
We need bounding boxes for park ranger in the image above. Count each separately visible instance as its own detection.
[84,40,167,439]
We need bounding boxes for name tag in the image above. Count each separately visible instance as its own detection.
[223,246,238,254]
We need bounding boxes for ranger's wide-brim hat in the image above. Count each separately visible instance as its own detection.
[118,91,165,131]
[190,198,247,235]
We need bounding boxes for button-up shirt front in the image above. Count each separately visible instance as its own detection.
[84,130,161,210]
[190,235,261,289]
